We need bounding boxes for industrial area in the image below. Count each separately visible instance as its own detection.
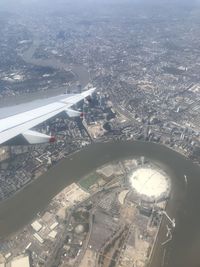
[0,158,173,267]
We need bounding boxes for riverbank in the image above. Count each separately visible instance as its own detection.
[0,158,166,267]
[0,37,90,107]
[0,140,199,267]
[0,140,191,235]
[0,64,89,107]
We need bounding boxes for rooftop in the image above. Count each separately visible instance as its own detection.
[7,255,30,267]
[129,168,170,199]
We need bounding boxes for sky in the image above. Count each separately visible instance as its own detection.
[0,0,199,15]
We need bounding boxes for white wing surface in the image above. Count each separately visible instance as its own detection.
[0,88,95,145]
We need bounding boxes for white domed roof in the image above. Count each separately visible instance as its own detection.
[129,168,170,199]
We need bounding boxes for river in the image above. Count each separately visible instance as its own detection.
[1,38,200,266]
[0,140,199,267]
[21,39,90,90]
[0,39,90,107]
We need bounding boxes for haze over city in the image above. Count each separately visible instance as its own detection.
[0,0,200,267]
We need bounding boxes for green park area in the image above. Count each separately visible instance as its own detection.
[79,173,101,190]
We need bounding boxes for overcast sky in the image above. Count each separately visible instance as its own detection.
[0,0,199,14]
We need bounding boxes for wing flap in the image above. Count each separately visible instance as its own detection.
[23,130,56,144]
[64,108,82,117]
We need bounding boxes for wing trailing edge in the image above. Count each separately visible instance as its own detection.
[22,130,56,144]
[65,108,82,117]
[0,87,96,145]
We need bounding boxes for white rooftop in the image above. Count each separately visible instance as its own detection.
[31,220,42,232]
[9,255,30,267]
[130,168,169,199]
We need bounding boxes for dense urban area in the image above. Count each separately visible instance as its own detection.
[0,0,199,266]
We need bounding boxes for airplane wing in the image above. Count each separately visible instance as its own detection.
[0,87,96,145]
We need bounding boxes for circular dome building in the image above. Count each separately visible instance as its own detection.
[129,167,170,202]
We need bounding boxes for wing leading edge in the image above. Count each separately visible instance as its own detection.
[0,87,96,145]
